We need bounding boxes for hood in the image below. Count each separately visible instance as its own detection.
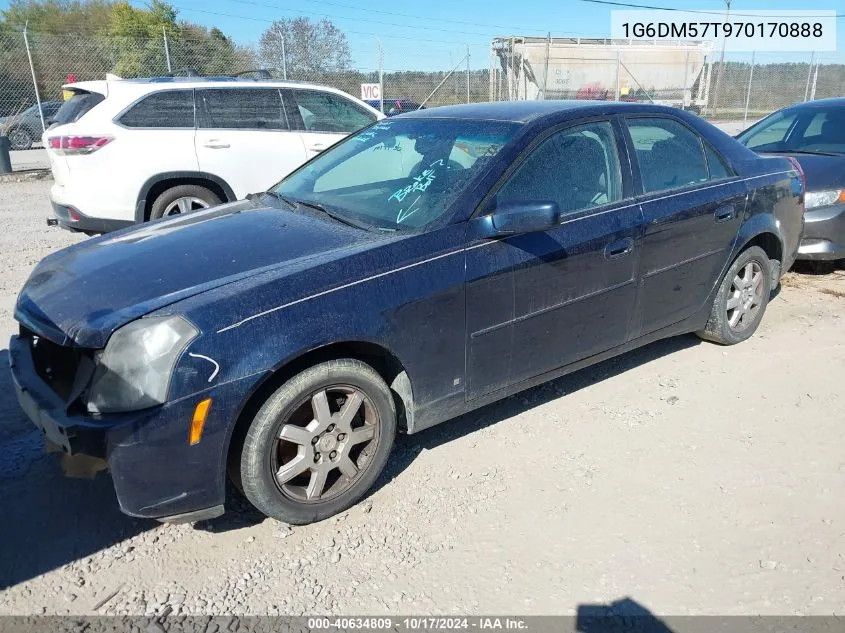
[15,200,374,347]
[780,153,845,192]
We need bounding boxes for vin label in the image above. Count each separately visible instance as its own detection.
[611,10,836,51]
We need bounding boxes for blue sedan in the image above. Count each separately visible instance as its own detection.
[10,101,804,525]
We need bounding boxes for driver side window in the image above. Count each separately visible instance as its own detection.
[497,121,622,215]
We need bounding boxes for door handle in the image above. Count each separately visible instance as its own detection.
[308,144,328,153]
[203,140,230,149]
[604,237,634,260]
[715,205,734,222]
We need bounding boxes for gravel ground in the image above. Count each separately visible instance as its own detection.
[0,180,843,617]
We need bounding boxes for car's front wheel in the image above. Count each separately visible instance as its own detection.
[697,245,772,345]
[7,127,33,151]
[239,359,397,524]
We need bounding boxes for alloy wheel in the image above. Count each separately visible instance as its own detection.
[163,196,210,216]
[272,386,380,503]
[726,260,764,332]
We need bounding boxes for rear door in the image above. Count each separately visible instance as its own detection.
[195,87,307,198]
[283,89,378,159]
[623,115,746,337]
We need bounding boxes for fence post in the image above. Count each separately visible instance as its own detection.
[163,26,172,73]
[543,32,551,100]
[743,51,755,126]
[810,56,819,101]
[275,26,287,80]
[804,52,814,101]
[466,44,470,103]
[614,50,621,101]
[378,39,384,114]
[22,24,45,133]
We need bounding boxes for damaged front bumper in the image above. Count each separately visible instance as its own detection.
[8,333,255,523]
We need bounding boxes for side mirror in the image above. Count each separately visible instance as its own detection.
[481,200,561,237]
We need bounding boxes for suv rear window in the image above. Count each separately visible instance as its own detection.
[119,90,195,128]
[52,91,105,126]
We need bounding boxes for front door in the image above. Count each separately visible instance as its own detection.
[465,119,645,397]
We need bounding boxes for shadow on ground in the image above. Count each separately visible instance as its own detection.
[0,349,154,590]
[576,597,675,633]
[375,333,701,495]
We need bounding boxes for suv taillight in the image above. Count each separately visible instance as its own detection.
[48,135,113,156]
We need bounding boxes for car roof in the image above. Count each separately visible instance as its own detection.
[781,97,845,111]
[395,100,687,123]
[64,77,355,97]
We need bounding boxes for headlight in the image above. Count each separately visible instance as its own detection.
[805,189,845,210]
[87,316,198,413]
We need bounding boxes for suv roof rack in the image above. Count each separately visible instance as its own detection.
[233,69,274,79]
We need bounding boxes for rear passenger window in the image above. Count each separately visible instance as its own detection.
[290,90,375,133]
[198,88,288,130]
[706,144,731,179]
[628,118,709,193]
[497,121,622,215]
[119,90,194,128]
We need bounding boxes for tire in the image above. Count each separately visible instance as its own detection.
[239,359,397,524]
[148,184,221,221]
[7,127,32,151]
[697,246,771,345]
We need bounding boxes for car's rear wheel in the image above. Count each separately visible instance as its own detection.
[149,184,221,221]
[7,127,32,151]
[239,359,396,524]
[697,245,771,345]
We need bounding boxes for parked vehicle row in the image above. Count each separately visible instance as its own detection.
[11,100,804,525]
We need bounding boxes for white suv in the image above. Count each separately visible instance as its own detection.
[43,76,383,233]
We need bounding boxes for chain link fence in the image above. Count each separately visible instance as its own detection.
[0,28,489,142]
[3,28,845,145]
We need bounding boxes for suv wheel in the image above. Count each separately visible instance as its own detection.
[7,127,32,151]
[149,184,221,220]
[697,246,772,345]
[238,359,397,525]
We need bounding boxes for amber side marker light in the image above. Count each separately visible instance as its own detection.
[190,398,212,445]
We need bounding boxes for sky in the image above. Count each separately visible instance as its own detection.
[3,0,844,70]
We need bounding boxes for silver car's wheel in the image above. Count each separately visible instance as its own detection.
[163,196,211,216]
[273,386,381,503]
[727,260,764,332]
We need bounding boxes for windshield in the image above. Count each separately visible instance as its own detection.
[738,106,845,155]
[273,118,520,230]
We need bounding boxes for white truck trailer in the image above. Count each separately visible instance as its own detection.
[490,37,714,112]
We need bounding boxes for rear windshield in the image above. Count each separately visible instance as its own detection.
[52,90,105,126]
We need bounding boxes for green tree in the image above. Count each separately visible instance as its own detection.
[258,17,351,77]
